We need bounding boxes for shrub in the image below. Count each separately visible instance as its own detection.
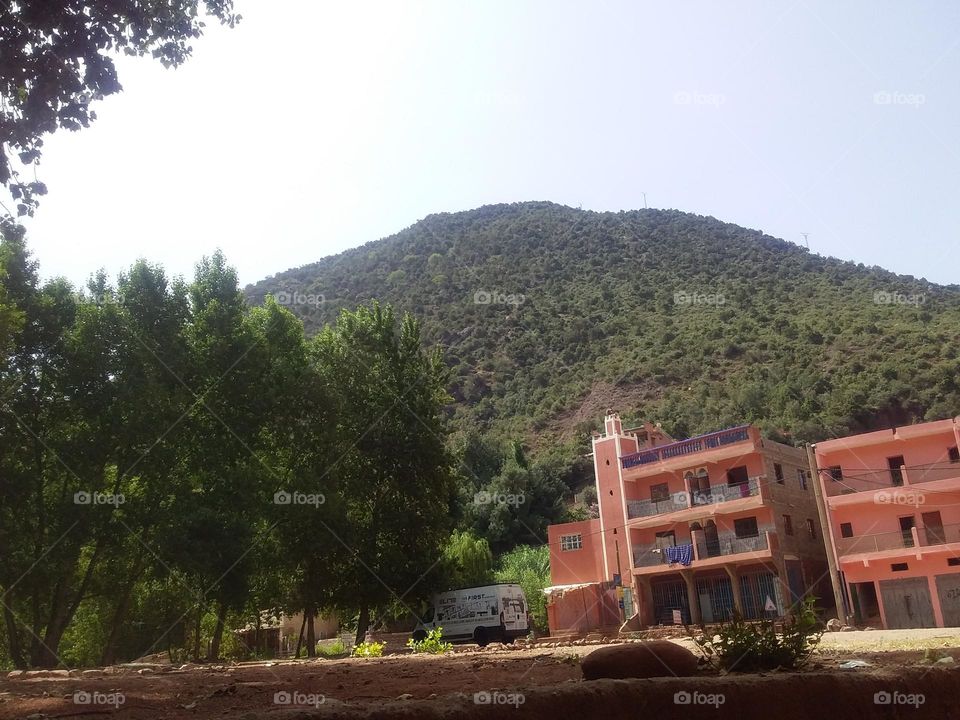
[691,596,823,672]
[351,640,385,658]
[407,627,452,654]
[317,638,347,658]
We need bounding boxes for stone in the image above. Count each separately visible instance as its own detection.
[7,670,25,679]
[396,693,413,700]
[825,618,842,632]
[81,670,102,678]
[840,625,855,632]
[581,640,699,680]
[936,656,956,666]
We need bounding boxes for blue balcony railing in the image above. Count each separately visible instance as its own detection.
[621,426,751,469]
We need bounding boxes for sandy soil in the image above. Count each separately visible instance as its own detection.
[1,632,957,720]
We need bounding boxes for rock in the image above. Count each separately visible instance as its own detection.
[581,640,698,680]
[840,625,855,632]
[23,670,52,679]
[81,670,102,678]
[863,626,875,631]
[137,668,153,675]
[396,693,413,700]
[6,670,24,679]
[825,618,842,632]
[936,656,956,666]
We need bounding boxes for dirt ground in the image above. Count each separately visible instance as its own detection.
[2,630,959,719]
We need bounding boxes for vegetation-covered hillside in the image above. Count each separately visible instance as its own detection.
[246,202,960,448]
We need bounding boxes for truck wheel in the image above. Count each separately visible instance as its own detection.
[412,629,426,643]
[473,627,488,647]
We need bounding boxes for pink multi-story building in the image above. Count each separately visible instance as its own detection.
[814,417,960,629]
[546,412,830,634]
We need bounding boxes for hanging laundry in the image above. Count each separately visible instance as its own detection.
[664,544,693,566]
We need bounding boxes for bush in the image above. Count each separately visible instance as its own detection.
[407,627,452,654]
[351,640,385,658]
[317,638,347,657]
[691,597,822,672]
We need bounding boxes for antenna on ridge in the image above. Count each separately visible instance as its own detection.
[800,232,810,250]
[642,192,648,209]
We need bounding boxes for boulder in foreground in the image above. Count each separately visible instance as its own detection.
[581,640,699,680]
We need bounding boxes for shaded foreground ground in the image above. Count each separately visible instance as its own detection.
[2,630,960,719]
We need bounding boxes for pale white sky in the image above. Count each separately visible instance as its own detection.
[16,0,960,288]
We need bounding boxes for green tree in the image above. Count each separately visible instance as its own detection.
[0,1,240,214]
[494,545,550,633]
[440,531,493,589]
[316,302,458,645]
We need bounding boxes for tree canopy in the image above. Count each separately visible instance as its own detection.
[0,1,240,215]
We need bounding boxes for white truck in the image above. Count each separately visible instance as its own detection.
[412,583,529,646]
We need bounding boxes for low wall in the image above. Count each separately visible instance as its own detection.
[267,667,960,719]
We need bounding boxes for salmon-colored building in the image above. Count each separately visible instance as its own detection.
[814,417,960,629]
[545,412,831,633]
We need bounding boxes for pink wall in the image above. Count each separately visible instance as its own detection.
[816,417,960,628]
[816,420,960,539]
[547,519,603,586]
[622,455,768,503]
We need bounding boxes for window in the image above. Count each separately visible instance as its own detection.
[797,468,808,490]
[783,515,793,535]
[891,563,909,572]
[734,517,759,539]
[806,518,816,539]
[559,534,582,551]
[774,463,784,484]
[727,465,749,486]
[950,446,960,463]
[829,466,843,481]
[948,558,960,567]
[840,522,853,538]
[655,531,677,548]
[650,482,670,503]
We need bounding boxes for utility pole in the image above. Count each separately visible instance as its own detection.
[801,232,810,250]
[641,192,648,209]
[614,538,625,623]
[806,444,848,622]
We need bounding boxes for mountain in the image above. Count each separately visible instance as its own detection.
[245,202,960,450]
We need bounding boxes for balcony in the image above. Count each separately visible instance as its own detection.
[632,528,774,570]
[835,522,960,558]
[692,477,761,506]
[633,545,673,568]
[823,462,960,498]
[626,478,762,520]
[621,425,751,469]
[627,494,688,519]
[695,530,771,559]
